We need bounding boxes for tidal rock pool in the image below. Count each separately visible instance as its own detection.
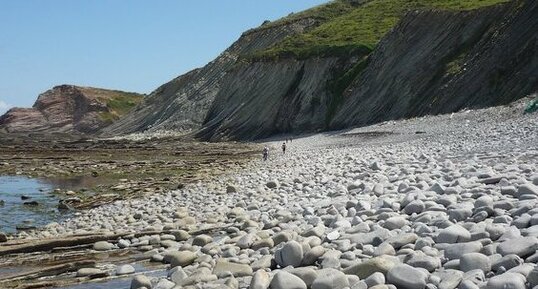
[0,176,71,234]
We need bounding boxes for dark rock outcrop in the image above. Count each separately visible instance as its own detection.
[330,0,538,129]
[0,85,143,134]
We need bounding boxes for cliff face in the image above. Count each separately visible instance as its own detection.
[101,18,320,136]
[330,0,538,129]
[0,85,143,134]
[196,57,357,141]
[196,0,537,140]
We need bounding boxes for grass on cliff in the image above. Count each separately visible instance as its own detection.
[249,0,512,60]
[99,92,144,122]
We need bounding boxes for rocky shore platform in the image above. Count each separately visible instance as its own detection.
[1,98,537,289]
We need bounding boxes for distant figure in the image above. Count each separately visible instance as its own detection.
[282,142,286,154]
[263,146,269,161]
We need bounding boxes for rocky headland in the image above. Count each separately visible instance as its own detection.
[0,85,143,135]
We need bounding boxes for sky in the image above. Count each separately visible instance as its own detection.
[0,0,328,114]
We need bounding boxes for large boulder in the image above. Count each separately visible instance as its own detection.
[275,241,304,268]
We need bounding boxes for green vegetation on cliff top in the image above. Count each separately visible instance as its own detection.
[251,0,511,60]
[99,92,144,122]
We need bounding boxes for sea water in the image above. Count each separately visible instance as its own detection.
[0,175,71,234]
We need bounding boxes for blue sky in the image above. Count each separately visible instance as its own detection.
[0,0,328,114]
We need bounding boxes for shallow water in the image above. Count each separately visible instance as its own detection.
[57,264,166,289]
[0,175,72,234]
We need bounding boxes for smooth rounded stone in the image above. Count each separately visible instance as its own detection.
[512,214,532,229]
[403,200,425,215]
[170,230,191,241]
[383,217,407,230]
[151,254,164,262]
[365,272,385,287]
[154,279,175,289]
[311,268,349,289]
[441,242,483,260]
[462,269,485,284]
[251,270,271,289]
[345,229,392,245]
[437,225,471,244]
[117,264,136,275]
[374,242,396,256]
[170,267,188,284]
[180,267,218,286]
[471,211,488,222]
[518,184,538,197]
[226,185,237,193]
[118,239,131,248]
[492,254,523,272]
[93,241,114,251]
[497,236,538,257]
[448,208,473,222]
[237,234,256,249]
[266,181,279,189]
[343,255,398,279]
[442,259,460,270]
[387,264,428,289]
[77,268,105,277]
[470,231,490,241]
[485,272,526,289]
[302,246,325,266]
[0,232,7,243]
[303,226,326,238]
[225,275,239,289]
[160,240,179,248]
[486,224,506,241]
[270,271,307,289]
[404,252,441,272]
[387,233,418,249]
[275,241,303,268]
[213,259,253,277]
[526,251,538,263]
[273,231,293,246]
[528,266,538,287]
[507,263,535,277]
[131,275,152,289]
[501,186,518,197]
[192,235,213,247]
[252,238,275,250]
[363,244,375,256]
[165,251,197,268]
[320,255,341,269]
[252,255,273,271]
[286,267,318,287]
[474,196,493,208]
[432,269,463,289]
[459,253,491,273]
[499,226,523,242]
[351,280,368,289]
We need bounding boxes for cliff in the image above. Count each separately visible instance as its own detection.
[197,0,537,140]
[0,85,143,134]
[330,0,538,129]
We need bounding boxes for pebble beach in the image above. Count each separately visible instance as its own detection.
[11,99,538,289]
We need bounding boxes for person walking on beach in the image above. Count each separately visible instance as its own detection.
[282,142,286,154]
[263,146,269,161]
